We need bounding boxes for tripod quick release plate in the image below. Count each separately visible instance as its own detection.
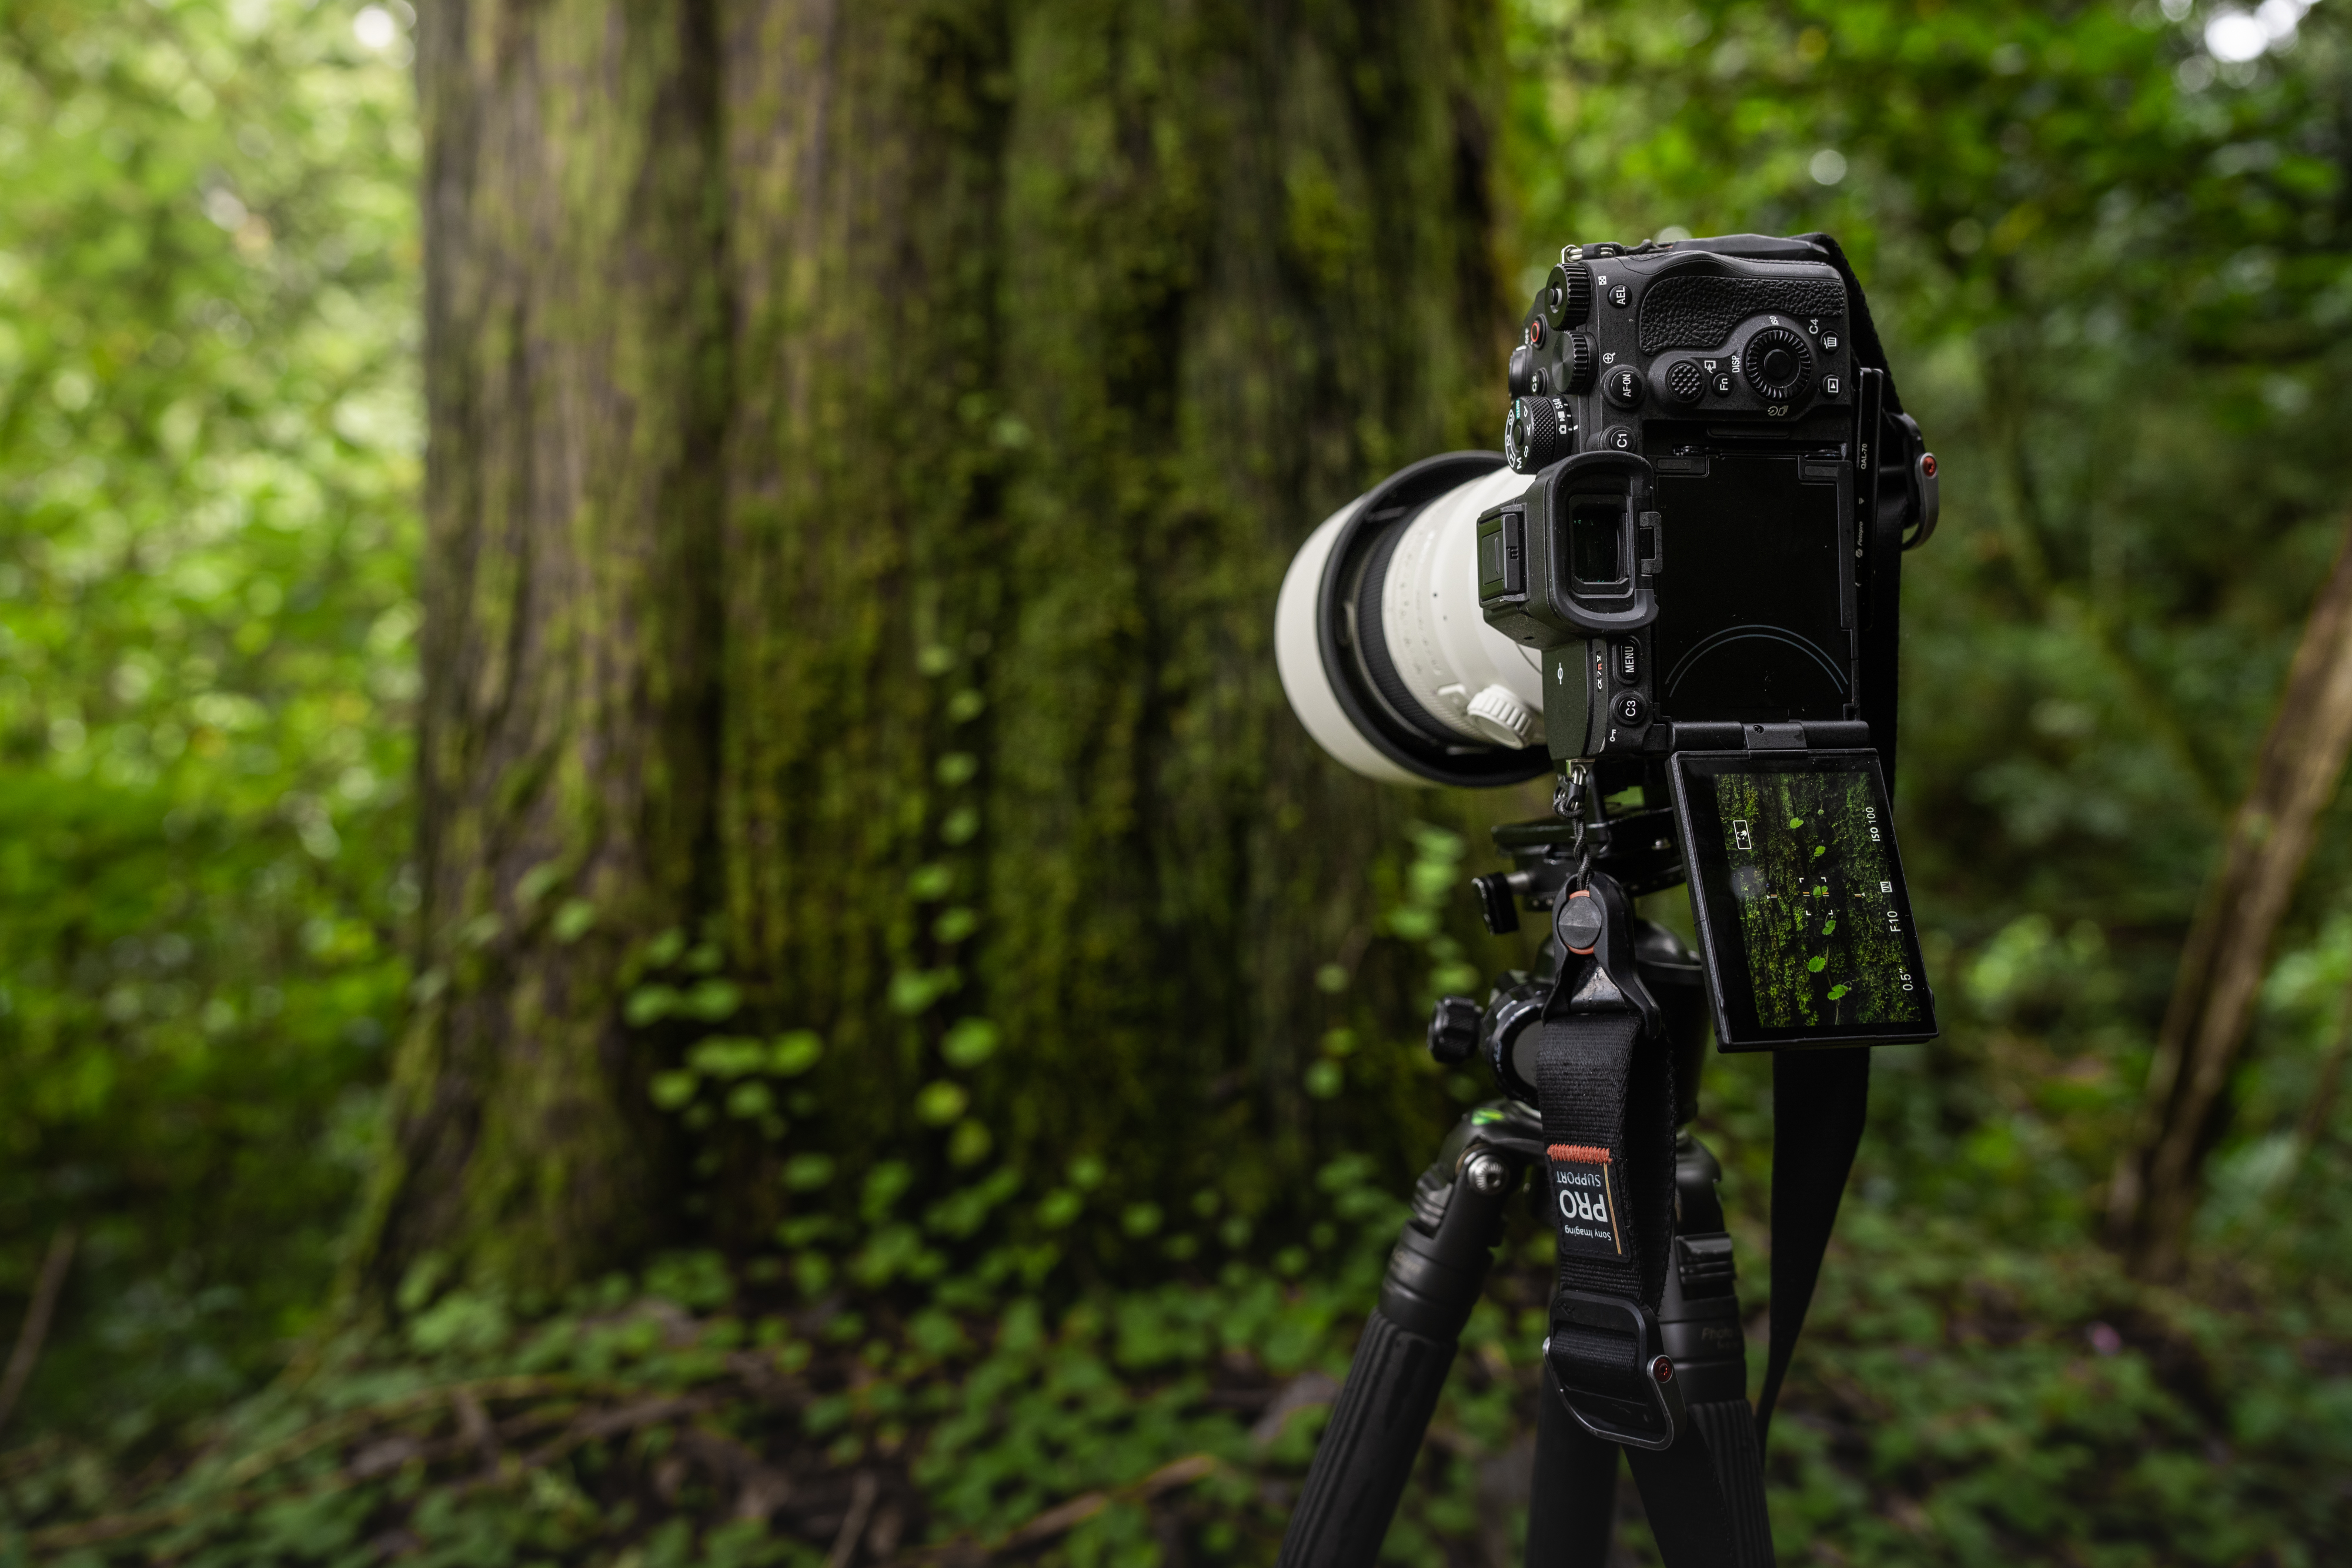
[1546,1290,1687,1450]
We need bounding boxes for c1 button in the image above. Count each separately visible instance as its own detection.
[1613,691,1646,726]
[1598,426,1638,452]
[1603,365,1646,408]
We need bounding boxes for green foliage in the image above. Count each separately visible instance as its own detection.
[8,0,2352,1560]
[0,0,414,1445]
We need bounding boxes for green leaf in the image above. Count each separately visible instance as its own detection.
[947,1119,994,1168]
[916,1080,970,1126]
[624,984,680,1026]
[724,1081,775,1119]
[683,978,741,1021]
[769,1030,824,1076]
[781,1153,836,1191]
[941,1017,1000,1068]
[551,898,596,942]
[649,1069,700,1110]
[686,1036,767,1078]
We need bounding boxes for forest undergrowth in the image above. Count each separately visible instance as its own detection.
[9,0,2352,1563]
[6,1161,2348,1567]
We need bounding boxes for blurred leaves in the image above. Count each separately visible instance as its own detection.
[0,0,415,1444]
[3,0,2352,1560]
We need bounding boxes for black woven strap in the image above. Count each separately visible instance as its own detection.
[1536,1012,1677,1315]
[1755,1046,1873,1446]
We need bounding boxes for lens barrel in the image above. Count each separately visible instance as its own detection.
[1274,454,1553,788]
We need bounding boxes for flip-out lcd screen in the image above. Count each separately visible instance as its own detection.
[1669,750,1937,1050]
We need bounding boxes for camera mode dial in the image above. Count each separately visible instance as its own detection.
[1543,261,1594,330]
[1741,325,1814,404]
[1505,396,1576,474]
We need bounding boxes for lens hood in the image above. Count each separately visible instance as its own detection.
[1275,452,1553,788]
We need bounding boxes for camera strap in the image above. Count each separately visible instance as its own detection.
[1535,873,1769,1567]
[1756,1045,1872,1446]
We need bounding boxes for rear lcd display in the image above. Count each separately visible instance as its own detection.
[1669,750,1937,1050]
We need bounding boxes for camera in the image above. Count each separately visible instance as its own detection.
[1274,232,1939,790]
[1274,237,1946,1568]
[1275,231,1944,1052]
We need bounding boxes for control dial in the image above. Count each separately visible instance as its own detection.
[1543,261,1594,330]
[1505,396,1576,474]
[1741,326,1814,404]
[1560,332,1596,393]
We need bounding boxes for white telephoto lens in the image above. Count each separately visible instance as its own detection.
[1274,453,1552,788]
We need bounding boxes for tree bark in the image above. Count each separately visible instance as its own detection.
[2113,521,2352,1281]
[360,0,727,1293]
[372,0,1512,1296]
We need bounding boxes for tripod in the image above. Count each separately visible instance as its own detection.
[1277,807,1785,1568]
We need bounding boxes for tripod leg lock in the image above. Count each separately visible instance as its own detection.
[1545,1290,1687,1451]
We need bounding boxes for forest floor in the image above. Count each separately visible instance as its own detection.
[3,1164,2346,1568]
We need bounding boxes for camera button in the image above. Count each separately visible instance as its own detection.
[1608,282,1631,308]
[1613,640,1640,686]
[1613,691,1647,726]
[1599,426,1638,453]
[1603,365,1647,408]
[1710,371,1734,397]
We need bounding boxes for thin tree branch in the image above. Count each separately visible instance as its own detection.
[2115,519,2352,1278]
[0,1226,78,1438]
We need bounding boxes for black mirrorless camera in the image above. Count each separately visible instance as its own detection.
[1274,235,1944,1567]
[1488,235,1937,765]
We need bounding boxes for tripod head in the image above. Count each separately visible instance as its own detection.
[1428,803,1709,1126]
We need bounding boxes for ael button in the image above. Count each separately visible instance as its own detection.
[1606,282,1631,308]
[1613,691,1646,726]
[1603,365,1647,409]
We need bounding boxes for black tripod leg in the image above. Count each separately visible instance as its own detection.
[1685,1399,1773,1564]
[1525,1361,1618,1567]
[1278,1141,1526,1568]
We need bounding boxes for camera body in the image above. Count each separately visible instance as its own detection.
[1479,236,1937,768]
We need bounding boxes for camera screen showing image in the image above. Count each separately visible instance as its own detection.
[1671,750,1936,1050]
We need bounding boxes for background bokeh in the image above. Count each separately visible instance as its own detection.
[3,0,2350,1563]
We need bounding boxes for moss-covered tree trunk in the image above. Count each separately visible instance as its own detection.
[371,0,1514,1298]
